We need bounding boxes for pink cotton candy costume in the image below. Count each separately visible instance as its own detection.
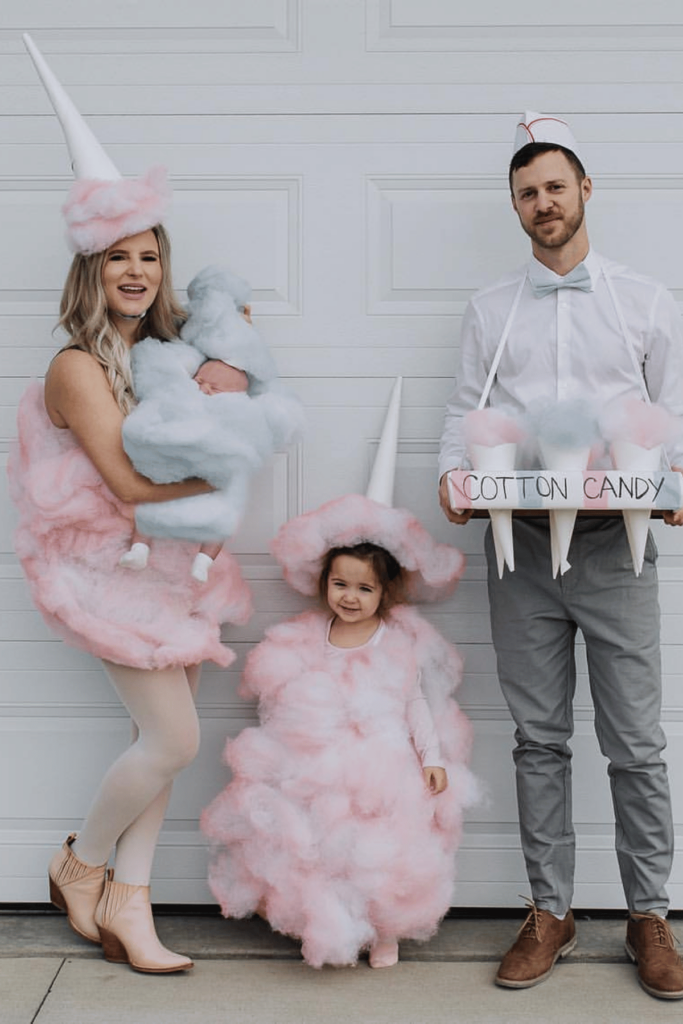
[7,383,252,669]
[201,492,476,967]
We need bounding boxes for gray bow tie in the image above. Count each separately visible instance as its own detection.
[530,262,592,299]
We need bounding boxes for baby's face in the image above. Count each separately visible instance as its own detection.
[194,360,249,395]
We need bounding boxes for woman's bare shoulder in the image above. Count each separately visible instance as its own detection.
[47,345,97,373]
[45,348,110,425]
[46,347,108,388]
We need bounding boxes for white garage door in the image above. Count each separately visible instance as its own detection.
[1,0,682,906]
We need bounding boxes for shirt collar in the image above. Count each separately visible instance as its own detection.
[528,248,600,293]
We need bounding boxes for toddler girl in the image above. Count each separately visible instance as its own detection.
[202,503,476,969]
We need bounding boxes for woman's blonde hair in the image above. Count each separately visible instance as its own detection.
[58,225,186,414]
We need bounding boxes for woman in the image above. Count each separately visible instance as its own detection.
[9,220,253,973]
[11,37,255,973]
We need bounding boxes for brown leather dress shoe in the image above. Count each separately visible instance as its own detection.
[626,914,683,1000]
[495,902,576,989]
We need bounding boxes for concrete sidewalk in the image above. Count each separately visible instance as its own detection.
[1,911,681,1024]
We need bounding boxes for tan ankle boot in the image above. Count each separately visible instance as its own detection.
[95,869,193,973]
[48,833,107,944]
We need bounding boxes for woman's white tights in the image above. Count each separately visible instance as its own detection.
[71,661,201,886]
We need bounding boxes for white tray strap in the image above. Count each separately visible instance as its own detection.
[477,272,527,411]
[602,263,671,469]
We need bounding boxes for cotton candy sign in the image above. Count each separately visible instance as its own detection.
[447,469,683,512]
[456,399,683,576]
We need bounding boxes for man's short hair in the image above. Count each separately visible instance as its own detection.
[509,142,587,193]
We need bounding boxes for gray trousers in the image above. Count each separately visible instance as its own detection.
[486,516,673,916]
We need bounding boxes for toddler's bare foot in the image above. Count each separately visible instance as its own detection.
[369,938,399,968]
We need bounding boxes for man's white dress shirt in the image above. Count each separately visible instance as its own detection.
[439,249,683,477]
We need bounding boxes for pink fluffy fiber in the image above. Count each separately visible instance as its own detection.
[63,166,171,255]
[600,398,681,450]
[271,493,465,601]
[8,383,252,669]
[201,606,477,967]
[464,409,525,448]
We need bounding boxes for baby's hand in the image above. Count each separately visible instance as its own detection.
[423,766,448,794]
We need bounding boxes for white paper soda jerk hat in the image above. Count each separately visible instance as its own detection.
[513,110,582,163]
[272,378,465,601]
[23,33,171,255]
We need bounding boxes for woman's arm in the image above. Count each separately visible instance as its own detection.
[45,349,213,505]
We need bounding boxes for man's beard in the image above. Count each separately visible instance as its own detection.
[522,197,585,251]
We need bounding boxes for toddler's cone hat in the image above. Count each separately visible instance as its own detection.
[23,33,170,254]
[272,378,465,600]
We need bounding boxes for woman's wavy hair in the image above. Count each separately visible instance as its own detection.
[58,225,186,414]
[318,542,406,617]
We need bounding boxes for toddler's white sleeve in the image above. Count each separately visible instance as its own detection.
[407,671,443,768]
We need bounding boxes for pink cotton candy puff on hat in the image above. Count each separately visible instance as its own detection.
[63,166,172,255]
[271,493,465,602]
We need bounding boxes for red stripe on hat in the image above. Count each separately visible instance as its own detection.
[525,116,569,142]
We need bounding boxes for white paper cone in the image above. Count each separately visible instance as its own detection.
[622,511,651,576]
[549,509,576,576]
[539,443,591,577]
[469,442,517,577]
[611,441,662,575]
[23,34,121,182]
[365,378,402,506]
[489,509,514,578]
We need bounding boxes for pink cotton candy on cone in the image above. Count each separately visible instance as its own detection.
[539,443,591,577]
[611,440,662,575]
[469,442,516,577]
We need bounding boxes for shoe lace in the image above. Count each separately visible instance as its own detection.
[517,896,543,941]
[651,916,676,951]
[634,914,681,955]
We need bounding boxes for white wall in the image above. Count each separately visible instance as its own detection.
[1,0,682,906]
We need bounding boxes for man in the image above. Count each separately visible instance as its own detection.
[438,111,683,1000]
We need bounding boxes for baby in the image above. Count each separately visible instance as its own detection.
[119,264,305,583]
[120,357,250,581]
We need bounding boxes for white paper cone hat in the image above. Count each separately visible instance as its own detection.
[366,377,402,506]
[539,443,591,577]
[271,373,466,602]
[23,34,121,181]
[513,110,582,162]
[469,442,517,577]
[23,34,171,255]
[612,440,662,576]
